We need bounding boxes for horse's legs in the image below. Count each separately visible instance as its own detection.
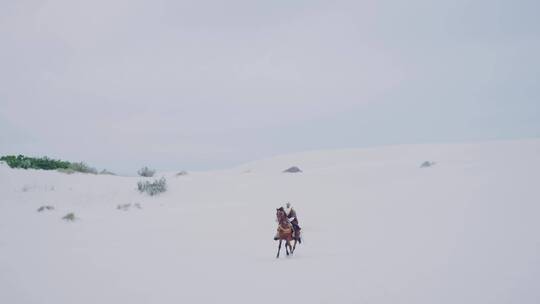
[276,239,282,258]
[285,241,290,256]
[292,239,297,253]
[294,229,301,244]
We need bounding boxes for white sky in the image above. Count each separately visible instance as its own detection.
[1,0,539,174]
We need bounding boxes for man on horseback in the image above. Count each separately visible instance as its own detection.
[273,206,299,258]
[285,202,302,243]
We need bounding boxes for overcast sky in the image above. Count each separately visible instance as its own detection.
[1,0,539,174]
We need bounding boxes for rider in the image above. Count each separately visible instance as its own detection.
[285,202,301,242]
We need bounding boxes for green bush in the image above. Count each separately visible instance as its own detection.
[137,177,167,196]
[1,155,70,170]
[62,212,76,221]
[137,166,155,177]
[0,155,97,174]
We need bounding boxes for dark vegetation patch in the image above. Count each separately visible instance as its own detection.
[1,155,97,174]
[283,166,302,173]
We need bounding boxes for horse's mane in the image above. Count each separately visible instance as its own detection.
[276,208,290,226]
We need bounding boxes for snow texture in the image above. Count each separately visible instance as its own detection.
[1,139,539,304]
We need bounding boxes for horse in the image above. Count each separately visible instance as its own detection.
[275,208,299,258]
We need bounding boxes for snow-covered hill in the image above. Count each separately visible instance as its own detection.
[1,139,539,304]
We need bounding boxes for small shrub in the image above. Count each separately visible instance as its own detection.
[283,166,302,173]
[100,169,116,175]
[138,166,155,177]
[117,203,131,211]
[37,205,55,212]
[420,161,435,168]
[69,162,97,174]
[117,203,142,210]
[62,212,76,221]
[175,171,188,177]
[137,177,167,196]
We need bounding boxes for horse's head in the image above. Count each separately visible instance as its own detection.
[276,207,287,223]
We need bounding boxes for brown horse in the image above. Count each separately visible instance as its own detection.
[275,208,299,258]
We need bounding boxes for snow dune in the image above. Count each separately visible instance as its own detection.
[1,139,539,304]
